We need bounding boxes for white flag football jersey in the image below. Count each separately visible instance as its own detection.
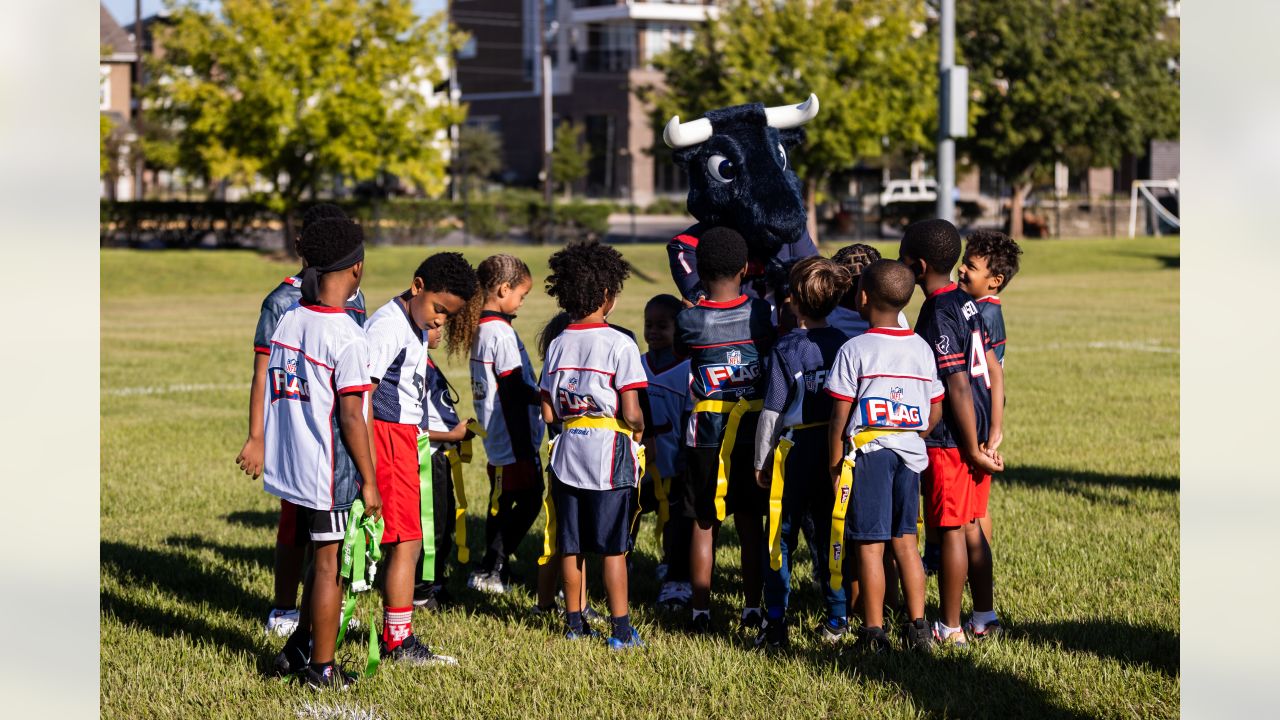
[364,298,428,425]
[540,324,648,491]
[470,314,545,466]
[824,327,945,472]
[263,303,372,511]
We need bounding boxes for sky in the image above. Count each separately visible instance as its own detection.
[102,0,447,27]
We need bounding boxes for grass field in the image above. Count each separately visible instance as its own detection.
[101,237,1179,719]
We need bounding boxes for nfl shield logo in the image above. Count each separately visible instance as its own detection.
[726,349,742,366]
[566,377,578,392]
[285,358,297,375]
[890,386,904,402]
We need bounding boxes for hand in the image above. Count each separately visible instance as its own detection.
[969,450,1003,475]
[235,436,264,479]
[449,418,470,442]
[755,467,770,490]
[985,427,1003,455]
[361,481,383,521]
[462,418,477,440]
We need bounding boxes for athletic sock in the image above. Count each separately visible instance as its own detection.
[309,660,334,674]
[934,621,963,639]
[382,606,413,651]
[611,614,633,642]
[566,611,584,633]
[971,609,998,628]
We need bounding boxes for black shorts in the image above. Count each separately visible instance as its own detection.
[550,473,636,555]
[287,502,350,544]
[680,441,766,524]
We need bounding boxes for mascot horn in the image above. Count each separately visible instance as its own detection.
[664,94,820,304]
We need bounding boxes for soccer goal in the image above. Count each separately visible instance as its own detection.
[1128,179,1180,237]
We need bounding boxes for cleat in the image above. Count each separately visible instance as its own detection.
[655,563,669,583]
[853,626,891,655]
[381,634,458,666]
[265,607,300,636]
[607,627,645,651]
[932,621,969,647]
[564,625,601,641]
[902,618,934,653]
[582,606,607,627]
[688,612,712,635]
[467,570,507,595]
[740,609,764,633]
[656,581,692,610]
[965,617,1003,641]
[303,663,356,690]
[753,616,789,650]
[818,617,849,644]
[413,584,453,611]
[272,639,310,677]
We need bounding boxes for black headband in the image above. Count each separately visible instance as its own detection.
[300,245,364,304]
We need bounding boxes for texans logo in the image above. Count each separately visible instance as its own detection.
[935,335,951,356]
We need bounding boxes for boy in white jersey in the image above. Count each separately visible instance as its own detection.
[825,260,944,654]
[539,241,648,648]
[263,219,382,689]
[464,255,547,594]
[364,253,476,665]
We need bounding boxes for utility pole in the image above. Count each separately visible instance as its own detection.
[540,4,555,207]
[937,0,967,225]
[133,0,145,201]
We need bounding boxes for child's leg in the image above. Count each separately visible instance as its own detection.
[937,525,968,628]
[383,540,422,608]
[883,554,902,614]
[735,510,765,611]
[435,452,454,582]
[762,501,800,618]
[273,542,305,609]
[689,519,717,610]
[857,541,886,628]
[309,540,343,665]
[890,534,926,620]
[537,560,560,608]
[498,461,544,568]
[602,553,632,641]
[562,554,584,613]
[481,465,504,571]
[979,515,993,546]
[965,521,994,613]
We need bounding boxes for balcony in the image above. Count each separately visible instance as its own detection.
[571,1,716,25]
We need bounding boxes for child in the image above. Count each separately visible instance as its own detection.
[829,243,908,336]
[675,227,776,633]
[539,241,647,647]
[957,230,1022,552]
[642,295,695,610]
[414,321,475,611]
[750,257,852,649]
[263,218,381,688]
[364,252,476,664]
[464,255,547,594]
[825,260,943,654]
[236,203,366,636]
[899,219,1005,644]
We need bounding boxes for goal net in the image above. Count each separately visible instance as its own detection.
[1128,179,1180,237]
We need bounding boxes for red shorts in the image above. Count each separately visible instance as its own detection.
[921,447,991,528]
[373,419,423,543]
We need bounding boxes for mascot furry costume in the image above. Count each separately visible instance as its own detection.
[663,94,820,304]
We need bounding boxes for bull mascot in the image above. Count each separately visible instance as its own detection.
[663,94,821,306]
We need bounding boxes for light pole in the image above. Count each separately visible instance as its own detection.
[936,0,967,224]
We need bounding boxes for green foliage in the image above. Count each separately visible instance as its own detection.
[649,0,937,186]
[550,122,591,197]
[958,0,1180,185]
[100,114,114,176]
[146,0,467,203]
[453,125,503,198]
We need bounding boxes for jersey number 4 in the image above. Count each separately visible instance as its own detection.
[969,330,992,389]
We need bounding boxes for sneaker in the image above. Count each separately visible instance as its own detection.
[655,563,669,583]
[272,640,310,677]
[564,625,601,640]
[303,663,356,690]
[965,617,1004,641]
[655,581,692,610]
[531,601,563,617]
[582,606,607,627]
[688,612,712,634]
[853,626,891,655]
[413,584,453,610]
[902,618,934,653]
[381,634,458,666]
[740,608,764,633]
[818,617,849,644]
[467,569,506,595]
[265,607,300,636]
[932,620,969,647]
[922,543,941,576]
[607,627,645,651]
[753,616,789,650]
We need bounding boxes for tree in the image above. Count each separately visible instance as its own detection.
[452,125,502,201]
[100,114,114,177]
[550,122,591,199]
[649,0,937,242]
[958,0,1179,238]
[145,0,466,235]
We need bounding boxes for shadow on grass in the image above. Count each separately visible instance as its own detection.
[101,589,274,673]
[1019,618,1179,676]
[165,534,276,569]
[224,509,280,530]
[1001,466,1179,495]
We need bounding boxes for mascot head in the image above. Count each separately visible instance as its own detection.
[663,94,818,260]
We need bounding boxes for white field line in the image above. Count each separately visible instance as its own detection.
[103,382,245,397]
[296,701,382,720]
[1019,340,1178,355]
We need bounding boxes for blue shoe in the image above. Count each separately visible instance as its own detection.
[565,626,601,641]
[607,628,645,651]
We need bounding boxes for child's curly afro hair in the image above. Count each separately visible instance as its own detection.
[545,241,631,319]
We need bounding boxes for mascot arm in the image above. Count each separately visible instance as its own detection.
[667,232,706,304]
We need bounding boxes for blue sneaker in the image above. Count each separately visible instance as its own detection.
[607,627,645,651]
[565,626,601,640]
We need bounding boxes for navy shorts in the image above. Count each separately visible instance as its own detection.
[846,448,919,542]
[550,472,636,555]
[679,442,765,523]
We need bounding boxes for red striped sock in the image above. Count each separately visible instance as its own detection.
[382,606,413,651]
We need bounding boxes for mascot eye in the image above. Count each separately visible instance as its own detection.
[706,155,737,183]
[777,143,787,169]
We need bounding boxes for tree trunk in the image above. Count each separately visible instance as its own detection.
[1010,181,1033,240]
[805,176,820,248]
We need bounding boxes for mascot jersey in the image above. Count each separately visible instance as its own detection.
[667,222,818,306]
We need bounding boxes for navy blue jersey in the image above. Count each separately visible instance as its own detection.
[422,358,462,432]
[975,296,1006,365]
[915,284,994,449]
[253,275,366,353]
[667,223,819,304]
[676,295,775,447]
[762,326,850,427]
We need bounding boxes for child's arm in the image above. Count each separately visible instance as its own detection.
[943,374,1003,474]
[541,394,556,426]
[428,418,472,443]
[339,392,382,519]
[984,348,1004,455]
[365,385,378,465]
[923,399,943,436]
[619,390,645,442]
[235,353,270,478]
[827,398,852,494]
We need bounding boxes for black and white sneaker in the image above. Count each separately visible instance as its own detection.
[381,634,458,667]
[818,617,849,644]
[413,583,453,610]
[902,618,934,653]
[273,634,310,677]
[753,616,789,650]
[688,612,712,635]
[304,663,356,690]
[853,626,891,655]
[740,608,764,633]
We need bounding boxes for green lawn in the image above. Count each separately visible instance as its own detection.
[101,237,1179,719]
